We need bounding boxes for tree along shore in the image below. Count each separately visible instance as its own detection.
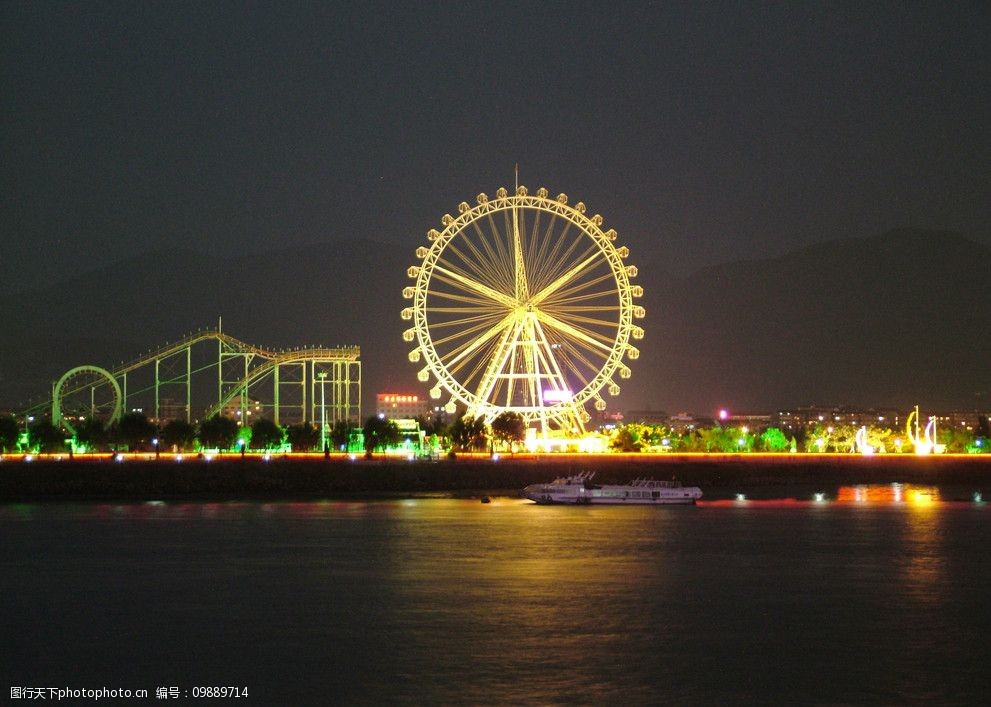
[1,454,988,502]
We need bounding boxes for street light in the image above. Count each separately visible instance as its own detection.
[22,415,34,452]
[317,371,328,454]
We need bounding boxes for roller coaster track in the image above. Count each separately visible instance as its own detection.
[29,328,361,427]
[203,347,355,419]
[110,330,358,378]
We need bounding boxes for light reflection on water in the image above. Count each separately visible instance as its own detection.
[1,497,989,705]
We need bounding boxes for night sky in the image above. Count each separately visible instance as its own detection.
[2,2,990,414]
[3,1,988,290]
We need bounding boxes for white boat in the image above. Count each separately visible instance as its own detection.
[523,472,702,505]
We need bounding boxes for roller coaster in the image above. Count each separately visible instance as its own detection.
[24,326,361,430]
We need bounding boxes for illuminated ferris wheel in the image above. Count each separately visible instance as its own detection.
[401,185,644,434]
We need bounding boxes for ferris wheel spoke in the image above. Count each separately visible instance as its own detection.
[510,202,530,301]
[526,208,542,272]
[431,264,517,308]
[455,340,501,389]
[529,250,603,307]
[485,213,514,284]
[431,314,512,347]
[558,354,596,398]
[534,310,614,352]
[544,305,620,314]
[427,305,505,315]
[541,272,617,304]
[537,228,593,289]
[442,240,511,296]
[559,337,605,377]
[438,311,518,371]
[554,332,609,371]
[469,219,515,290]
[531,212,559,275]
[541,241,600,286]
[427,290,502,308]
[534,220,576,286]
[434,256,507,298]
[429,311,507,332]
[553,343,595,391]
[544,312,620,330]
[543,288,619,308]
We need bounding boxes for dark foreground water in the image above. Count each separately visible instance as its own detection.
[2,490,989,705]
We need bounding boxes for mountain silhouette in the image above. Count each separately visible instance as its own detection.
[2,229,988,416]
[643,229,990,413]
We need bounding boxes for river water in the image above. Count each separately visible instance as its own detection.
[2,490,988,705]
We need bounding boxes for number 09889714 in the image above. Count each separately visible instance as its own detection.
[192,687,249,698]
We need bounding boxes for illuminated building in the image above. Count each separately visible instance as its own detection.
[157,398,188,423]
[625,409,669,425]
[719,411,772,431]
[774,406,903,432]
[223,398,263,425]
[376,393,429,420]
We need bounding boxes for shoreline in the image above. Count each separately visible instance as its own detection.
[1,454,988,502]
